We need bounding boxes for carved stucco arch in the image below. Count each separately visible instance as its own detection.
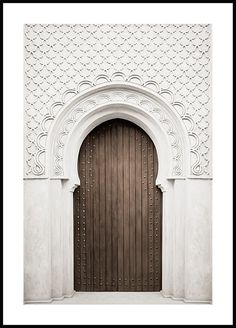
[46,82,190,192]
[65,104,171,191]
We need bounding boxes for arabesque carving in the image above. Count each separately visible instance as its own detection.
[24,24,211,176]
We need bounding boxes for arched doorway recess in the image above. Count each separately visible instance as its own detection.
[74,118,162,291]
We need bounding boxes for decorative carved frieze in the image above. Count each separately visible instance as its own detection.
[53,86,184,176]
[24,24,211,176]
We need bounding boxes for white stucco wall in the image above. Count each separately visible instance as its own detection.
[24,24,212,303]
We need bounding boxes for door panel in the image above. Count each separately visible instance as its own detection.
[74,119,162,291]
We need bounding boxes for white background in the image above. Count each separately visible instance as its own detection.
[3,3,232,325]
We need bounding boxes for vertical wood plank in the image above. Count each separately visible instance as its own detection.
[142,133,148,291]
[129,125,136,291]
[111,121,118,291]
[99,126,106,291]
[147,137,154,291]
[105,123,112,290]
[80,144,87,290]
[153,187,162,291]
[135,129,142,291]
[93,130,100,291]
[85,134,91,290]
[117,122,124,291]
[153,148,162,291]
[123,123,130,291]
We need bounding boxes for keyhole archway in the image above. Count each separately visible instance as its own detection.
[29,82,209,304]
[74,118,162,292]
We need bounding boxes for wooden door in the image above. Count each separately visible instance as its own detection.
[74,119,162,291]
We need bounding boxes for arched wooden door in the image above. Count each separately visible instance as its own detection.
[74,119,162,291]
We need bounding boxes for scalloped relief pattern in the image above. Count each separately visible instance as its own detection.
[53,86,184,176]
[24,24,211,176]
